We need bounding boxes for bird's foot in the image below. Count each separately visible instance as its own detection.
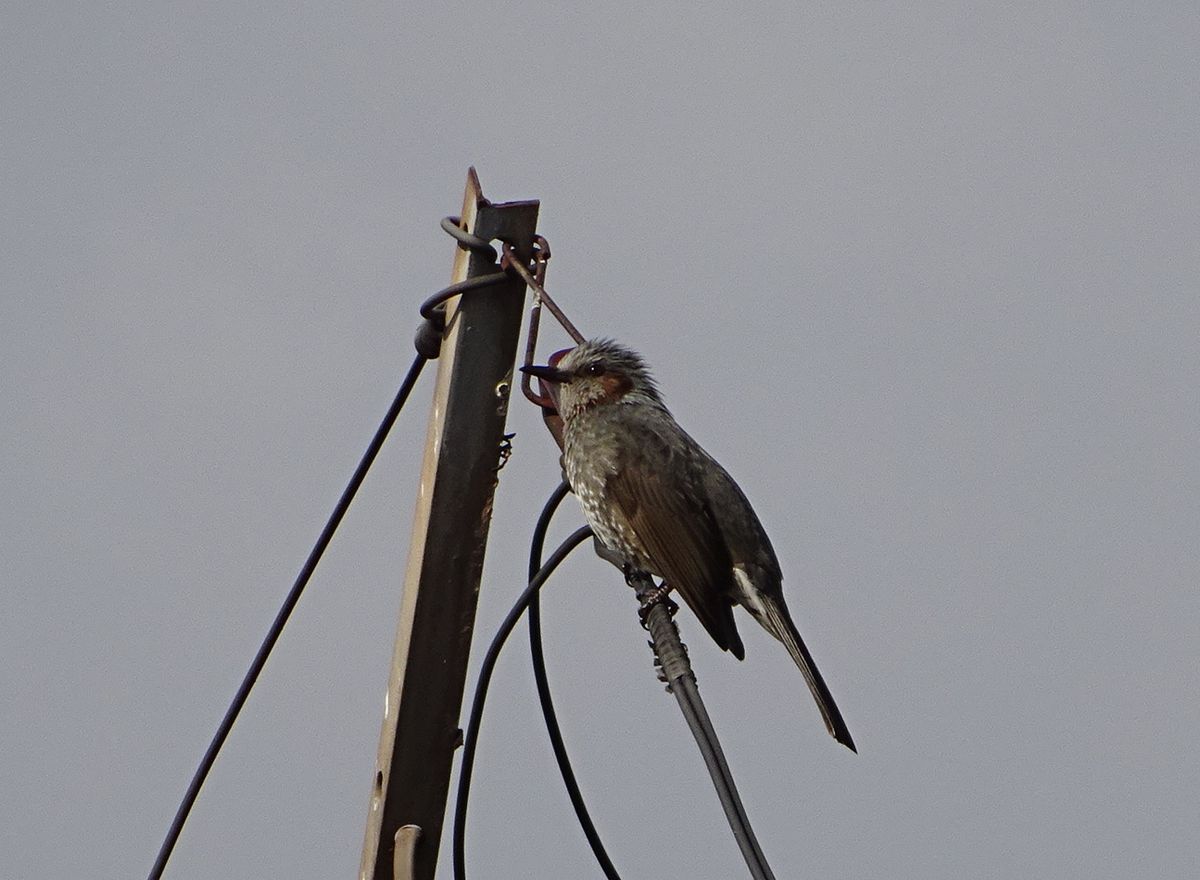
[637,584,678,626]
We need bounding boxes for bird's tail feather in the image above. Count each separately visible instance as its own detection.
[763,601,857,752]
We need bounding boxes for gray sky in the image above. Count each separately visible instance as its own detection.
[3,3,1197,878]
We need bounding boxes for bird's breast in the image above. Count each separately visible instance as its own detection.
[562,416,647,566]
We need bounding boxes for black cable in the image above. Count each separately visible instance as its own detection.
[671,676,774,880]
[452,524,594,880]
[632,575,776,880]
[528,485,623,880]
[147,352,430,880]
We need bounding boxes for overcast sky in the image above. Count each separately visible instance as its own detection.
[3,3,1197,879]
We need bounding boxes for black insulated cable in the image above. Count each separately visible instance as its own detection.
[452,524,594,880]
[630,571,777,880]
[527,483,623,880]
[147,352,430,880]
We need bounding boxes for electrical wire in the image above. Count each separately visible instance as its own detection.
[634,583,776,880]
[452,524,594,880]
[527,484,623,880]
[147,352,430,880]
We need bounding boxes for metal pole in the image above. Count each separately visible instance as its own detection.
[359,169,539,880]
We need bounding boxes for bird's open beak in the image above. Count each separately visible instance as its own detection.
[520,364,571,384]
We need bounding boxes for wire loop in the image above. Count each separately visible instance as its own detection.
[440,215,498,261]
[415,216,511,358]
[425,215,587,373]
[418,272,511,323]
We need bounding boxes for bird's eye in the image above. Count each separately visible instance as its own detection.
[584,362,605,377]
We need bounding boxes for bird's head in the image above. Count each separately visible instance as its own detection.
[521,338,663,421]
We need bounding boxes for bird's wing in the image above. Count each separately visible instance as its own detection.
[694,446,782,580]
[606,426,745,659]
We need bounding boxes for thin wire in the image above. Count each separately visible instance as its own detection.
[452,524,595,880]
[528,485,623,880]
[146,353,430,880]
[502,242,585,344]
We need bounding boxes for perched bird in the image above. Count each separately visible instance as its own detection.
[522,339,856,751]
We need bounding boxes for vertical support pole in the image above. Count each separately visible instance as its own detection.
[360,169,539,880]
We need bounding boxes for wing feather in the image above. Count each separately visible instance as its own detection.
[605,423,744,658]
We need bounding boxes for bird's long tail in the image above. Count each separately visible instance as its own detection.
[762,600,857,752]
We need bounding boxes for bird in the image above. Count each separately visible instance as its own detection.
[521,339,856,752]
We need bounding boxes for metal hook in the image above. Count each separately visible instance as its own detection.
[503,242,585,345]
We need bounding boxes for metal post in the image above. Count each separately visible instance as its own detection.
[360,169,539,880]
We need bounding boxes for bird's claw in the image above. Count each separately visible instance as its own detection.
[637,585,678,626]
